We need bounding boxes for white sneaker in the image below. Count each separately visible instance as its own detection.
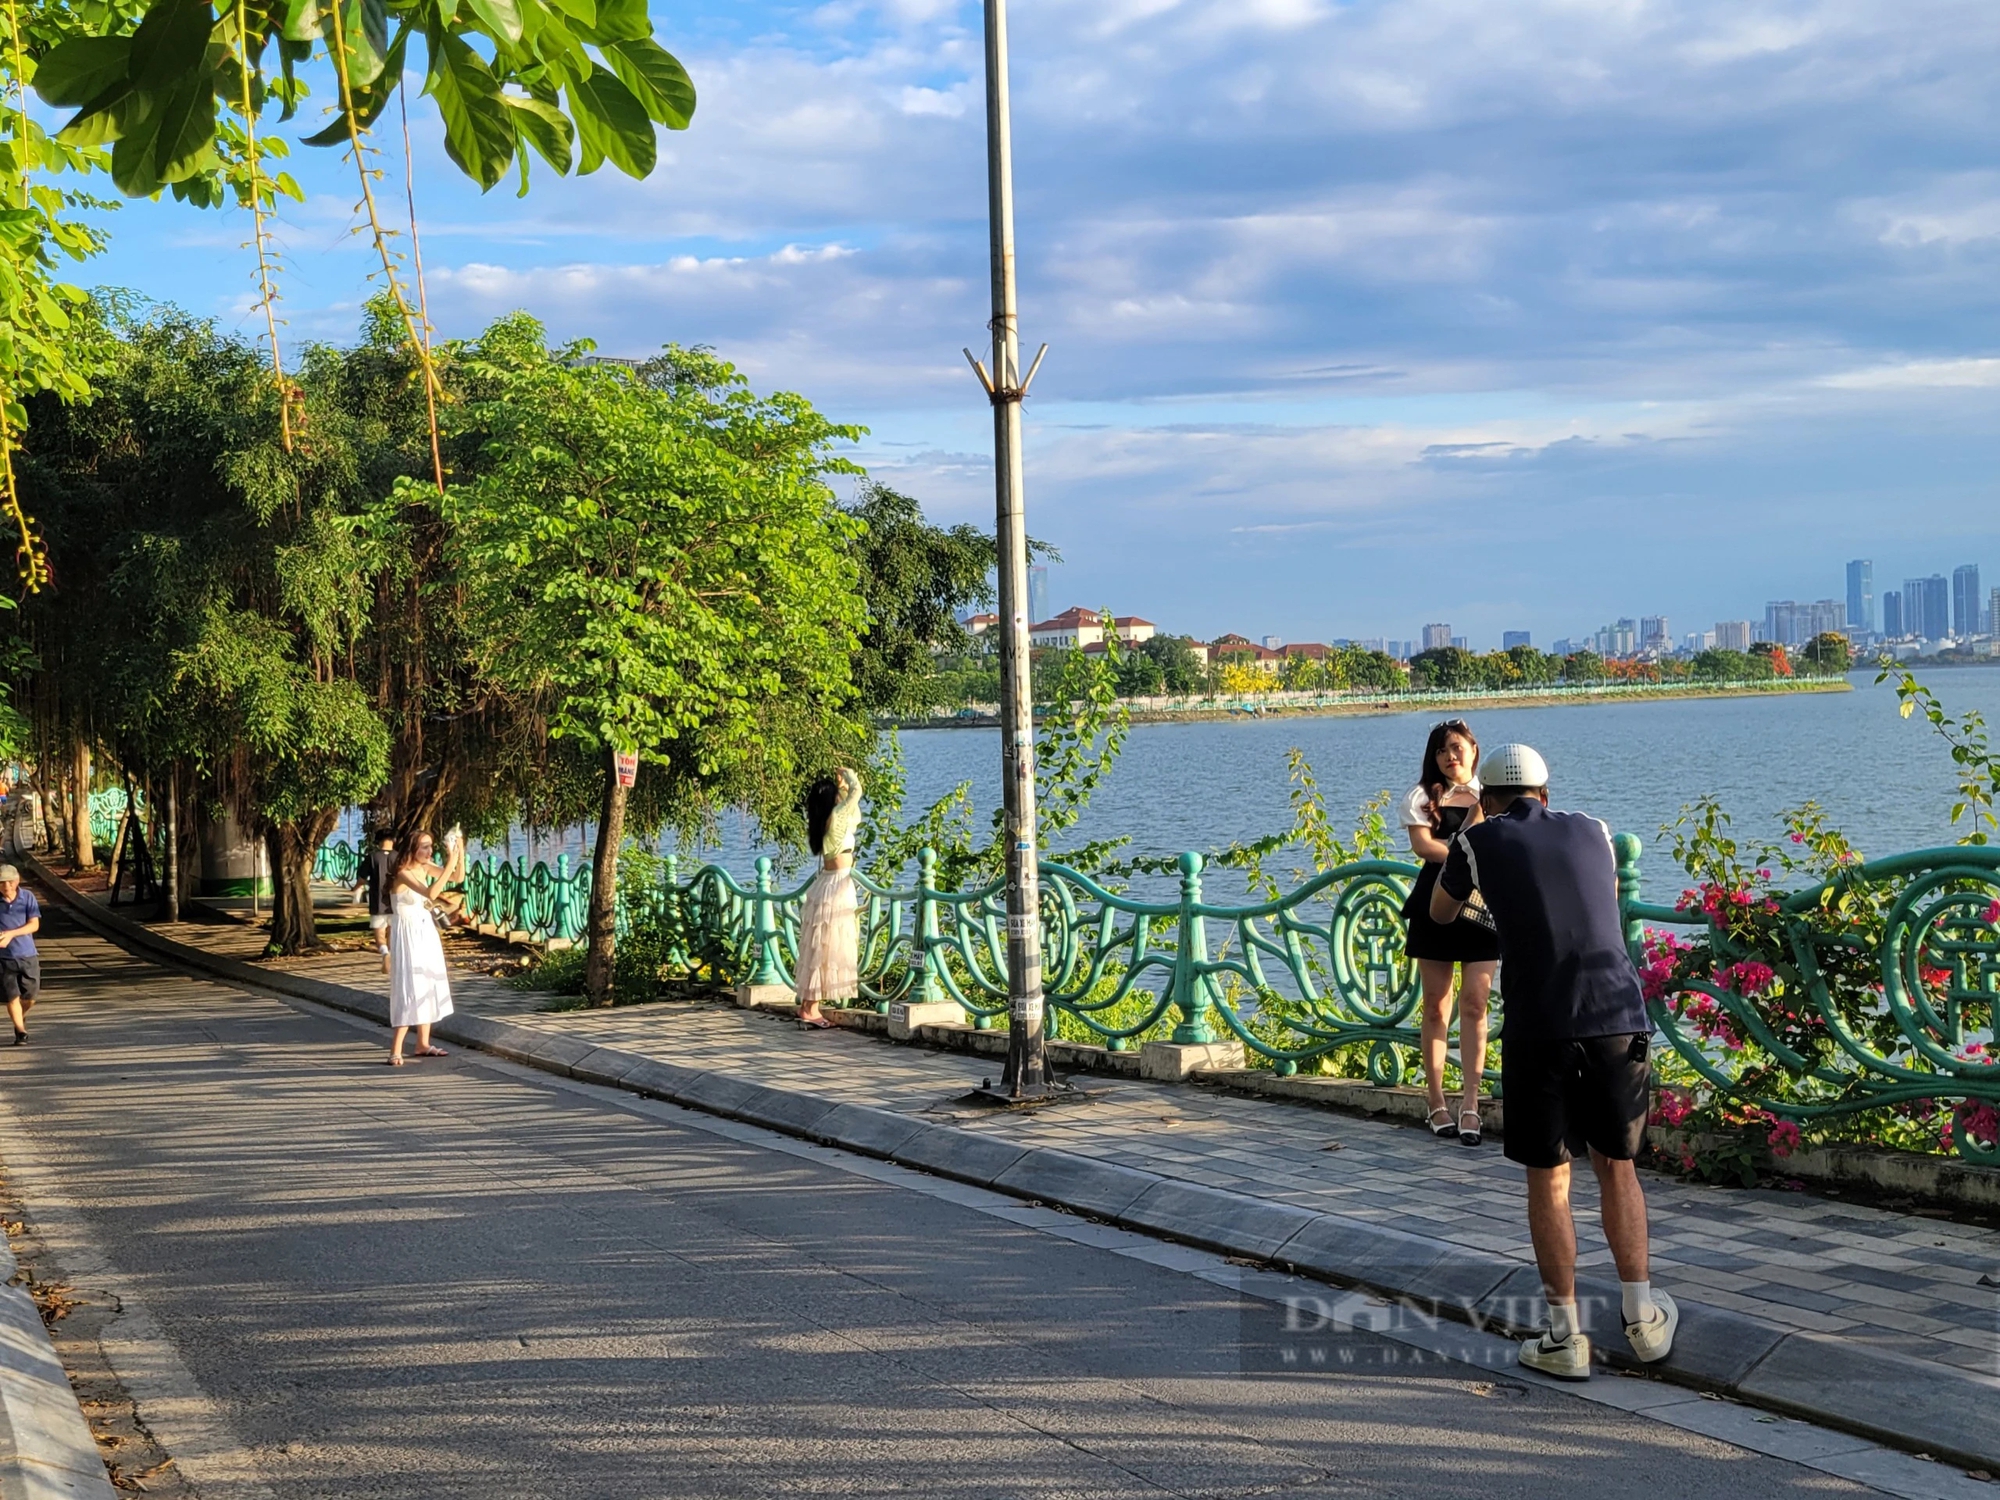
[1625,1291,1678,1364]
[1519,1331,1592,1381]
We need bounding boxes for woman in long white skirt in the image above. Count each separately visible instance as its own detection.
[793,768,862,1029]
[387,827,464,1065]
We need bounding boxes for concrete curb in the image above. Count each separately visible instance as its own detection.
[34,860,2000,1474]
[0,1210,117,1498]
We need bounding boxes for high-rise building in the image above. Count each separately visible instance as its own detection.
[1450,635,1468,650]
[1641,616,1670,650]
[1027,564,1050,628]
[1846,560,1874,635]
[1595,621,1637,658]
[1682,630,1715,653]
[1502,630,1532,650]
[1716,620,1752,652]
[1954,564,1982,639]
[1883,591,1903,638]
[1990,587,2000,639]
[1261,634,1284,650]
[1421,623,1451,651]
[1905,575,1950,641]
[1763,599,1847,647]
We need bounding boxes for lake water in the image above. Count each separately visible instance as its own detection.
[677,667,2000,904]
[352,667,2000,905]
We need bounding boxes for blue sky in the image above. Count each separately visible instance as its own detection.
[82,0,2000,648]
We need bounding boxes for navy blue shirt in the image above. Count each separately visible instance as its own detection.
[0,887,39,959]
[363,848,398,917]
[1439,800,1646,1041]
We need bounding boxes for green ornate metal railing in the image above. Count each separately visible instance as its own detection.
[312,839,363,887]
[1621,835,2000,1164]
[311,829,2000,1160]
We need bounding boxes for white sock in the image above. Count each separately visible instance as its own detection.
[1548,1299,1579,1343]
[1622,1280,1657,1324]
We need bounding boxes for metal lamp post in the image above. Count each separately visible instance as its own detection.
[965,0,1051,1098]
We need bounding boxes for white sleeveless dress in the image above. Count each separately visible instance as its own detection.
[389,882,454,1027]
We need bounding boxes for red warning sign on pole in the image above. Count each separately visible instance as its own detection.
[613,752,638,788]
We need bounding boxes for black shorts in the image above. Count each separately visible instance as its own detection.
[0,954,39,1004]
[1501,1032,1650,1169]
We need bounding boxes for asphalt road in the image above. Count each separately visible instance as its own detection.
[0,914,1882,1500]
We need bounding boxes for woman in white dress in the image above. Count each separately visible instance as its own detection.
[793,768,862,1029]
[386,827,463,1065]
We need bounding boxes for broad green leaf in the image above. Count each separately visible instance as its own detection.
[604,38,693,128]
[302,23,408,142]
[426,33,514,190]
[463,0,524,47]
[32,37,132,108]
[280,0,321,41]
[325,0,390,88]
[568,62,651,178]
[547,0,596,32]
[56,87,141,148]
[500,92,572,173]
[112,70,218,194]
[583,0,646,42]
[130,0,216,93]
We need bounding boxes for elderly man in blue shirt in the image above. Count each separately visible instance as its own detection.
[0,864,39,1045]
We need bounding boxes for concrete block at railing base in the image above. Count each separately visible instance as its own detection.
[887,1000,964,1041]
[1140,1039,1244,1082]
[735,983,795,1010]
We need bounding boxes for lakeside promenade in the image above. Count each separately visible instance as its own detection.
[30,857,1998,1493]
[895,676,1852,729]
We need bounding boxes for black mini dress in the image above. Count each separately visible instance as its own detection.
[1401,803,1503,964]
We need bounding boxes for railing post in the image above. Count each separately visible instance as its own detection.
[1171,850,1215,1044]
[662,853,686,971]
[1614,833,1644,952]
[747,855,786,986]
[554,853,572,943]
[913,846,942,1003]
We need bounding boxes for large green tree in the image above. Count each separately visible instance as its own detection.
[15,302,402,950]
[440,317,869,1001]
[841,483,994,715]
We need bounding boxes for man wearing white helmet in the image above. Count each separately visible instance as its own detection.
[1429,743,1676,1380]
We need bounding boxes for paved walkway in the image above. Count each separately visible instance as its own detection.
[70,884,2000,1385]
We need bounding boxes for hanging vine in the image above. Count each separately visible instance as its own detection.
[1,0,48,593]
[398,87,443,493]
[326,0,444,492]
[234,0,296,451]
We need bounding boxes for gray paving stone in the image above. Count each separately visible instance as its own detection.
[892,1124,1032,1187]
[568,1046,648,1088]
[1737,1331,2000,1470]
[671,1070,760,1117]
[725,1082,840,1136]
[619,1058,704,1100]
[1276,1213,1512,1311]
[1117,1181,1320,1259]
[993,1150,1159,1220]
[519,1030,599,1073]
[815,1102,929,1158]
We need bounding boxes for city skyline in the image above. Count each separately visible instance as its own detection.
[1026,550,1995,658]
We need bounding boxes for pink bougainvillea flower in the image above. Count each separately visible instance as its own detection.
[1983,899,2000,925]
[1767,1120,1803,1158]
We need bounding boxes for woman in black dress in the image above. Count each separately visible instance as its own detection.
[1399,719,1500,1145]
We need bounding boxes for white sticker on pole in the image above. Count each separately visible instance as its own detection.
[1012,993,1045,1024]
[1009,912,1036,940]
